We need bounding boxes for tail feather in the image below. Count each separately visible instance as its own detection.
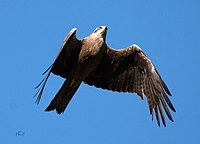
[45,79,81,114]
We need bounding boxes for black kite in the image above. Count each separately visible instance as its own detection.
[35,26,176,126]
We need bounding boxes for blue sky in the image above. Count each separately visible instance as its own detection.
[0,0,199,143]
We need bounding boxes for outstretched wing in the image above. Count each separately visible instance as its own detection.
[34,28,82,104]
[84,44,176,126]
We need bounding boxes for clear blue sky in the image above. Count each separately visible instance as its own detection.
[0,0,199,143]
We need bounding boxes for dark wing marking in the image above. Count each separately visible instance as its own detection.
[84,44,176,126]
[34,28,82,104]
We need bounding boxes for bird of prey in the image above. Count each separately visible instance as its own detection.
[35,26,176,127]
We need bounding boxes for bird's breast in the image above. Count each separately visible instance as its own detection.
[73,39,106,80]
[79,38,105,62]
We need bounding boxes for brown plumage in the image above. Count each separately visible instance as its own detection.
[35,26,176,126]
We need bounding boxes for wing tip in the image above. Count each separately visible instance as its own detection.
[34,67,52,104]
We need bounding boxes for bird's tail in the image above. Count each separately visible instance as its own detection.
[45,78,81,114]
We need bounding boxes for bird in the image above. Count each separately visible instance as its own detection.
[35,26,176,127]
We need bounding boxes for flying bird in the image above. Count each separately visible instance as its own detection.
[35,26,176,127]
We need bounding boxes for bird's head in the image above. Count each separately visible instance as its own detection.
[93,26,108,40]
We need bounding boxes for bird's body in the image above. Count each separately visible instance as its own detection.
[41,26,108,113]
[35,26,176,127]
[76,29,107,80]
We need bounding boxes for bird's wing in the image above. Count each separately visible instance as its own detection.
[35,28,82,104]
[84,44,176,126]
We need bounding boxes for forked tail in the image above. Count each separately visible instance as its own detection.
[45,78,81,114]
